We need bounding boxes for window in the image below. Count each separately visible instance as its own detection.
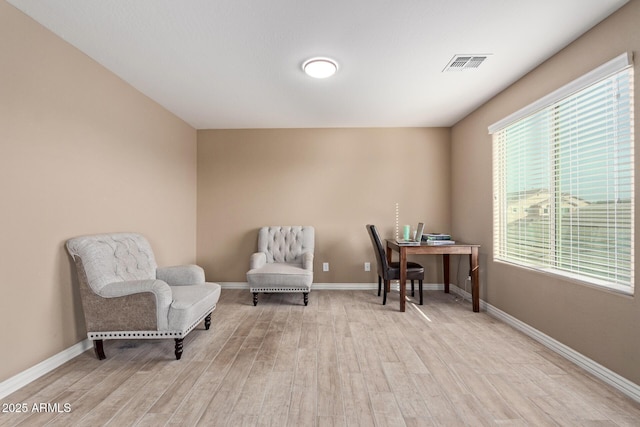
[490,53,634,294]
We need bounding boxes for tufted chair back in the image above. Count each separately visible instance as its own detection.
[257,226,314,264]
[66,233,158,294]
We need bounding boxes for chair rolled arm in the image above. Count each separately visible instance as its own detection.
[302,252,314,271]
[156,265,205,286]
[250,252,267,270]
[98,279,170,299]
[98,280,172,330]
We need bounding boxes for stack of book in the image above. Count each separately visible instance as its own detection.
[422,233,455,245]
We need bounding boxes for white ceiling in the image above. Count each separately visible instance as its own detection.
[8,0,629,129]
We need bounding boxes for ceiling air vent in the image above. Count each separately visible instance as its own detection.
[443,54,489,72]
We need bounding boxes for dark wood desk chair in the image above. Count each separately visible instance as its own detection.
[366,224,425,305]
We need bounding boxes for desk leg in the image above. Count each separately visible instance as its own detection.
[470,248,479,312]
[443,254,450,293]
[399,247,407,312]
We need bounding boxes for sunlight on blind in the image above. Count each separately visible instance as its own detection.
[492,59,634,294]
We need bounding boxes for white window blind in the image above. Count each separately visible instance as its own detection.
[491,54,634,294]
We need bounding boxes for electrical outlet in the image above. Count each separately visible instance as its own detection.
[323,262,329,272]
[364,262,371,271]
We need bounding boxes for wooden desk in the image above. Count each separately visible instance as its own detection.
[386,240,481,313]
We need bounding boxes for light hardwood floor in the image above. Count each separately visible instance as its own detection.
[2,289,640,426]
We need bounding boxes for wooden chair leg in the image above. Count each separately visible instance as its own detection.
[253,292,258,306]
[303,292,309,306]
[204,313,212,330]
[94,339,106,360]
[377,276,382,296]
[175,338,184,360]
[383,280,389,305]
[419,280,424,305]
[411,280,415,297]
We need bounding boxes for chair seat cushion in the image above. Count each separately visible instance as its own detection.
[167,282,221,332]
[247,263,313,290]
[388,261,425,280]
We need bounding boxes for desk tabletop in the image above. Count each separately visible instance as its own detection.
[386,239,479,247]
[386,239,480,253]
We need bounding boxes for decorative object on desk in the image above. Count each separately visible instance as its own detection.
[395,202,400,240]
[397,222,424,245]
[403,224,410,240]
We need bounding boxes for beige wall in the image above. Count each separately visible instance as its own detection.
[0,1,198,382]
[197,128,451,285]
[451,0,640,384]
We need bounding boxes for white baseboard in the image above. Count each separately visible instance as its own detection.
[485,301,640,403]
[3,284,639,404]
[449,284,640,403]
[0,339,91,400]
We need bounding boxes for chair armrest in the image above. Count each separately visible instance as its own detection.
[157,265,205,286]
[99,279,171,299]
[302,252,314,271]
[99,280,172,330]
[250,252,267,270]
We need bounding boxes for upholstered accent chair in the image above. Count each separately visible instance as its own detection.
[246,226,314,306]
[366,224,425,305]
[66,233,221,360]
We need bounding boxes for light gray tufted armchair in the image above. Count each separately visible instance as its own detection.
[66,233,221,360]
[246,226,314,306]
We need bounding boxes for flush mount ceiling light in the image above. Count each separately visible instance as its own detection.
[302,57,338,78]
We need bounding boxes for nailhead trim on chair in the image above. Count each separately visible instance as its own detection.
[88,303,217,340]
[249,287,309,293]
[89,331,182,339]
